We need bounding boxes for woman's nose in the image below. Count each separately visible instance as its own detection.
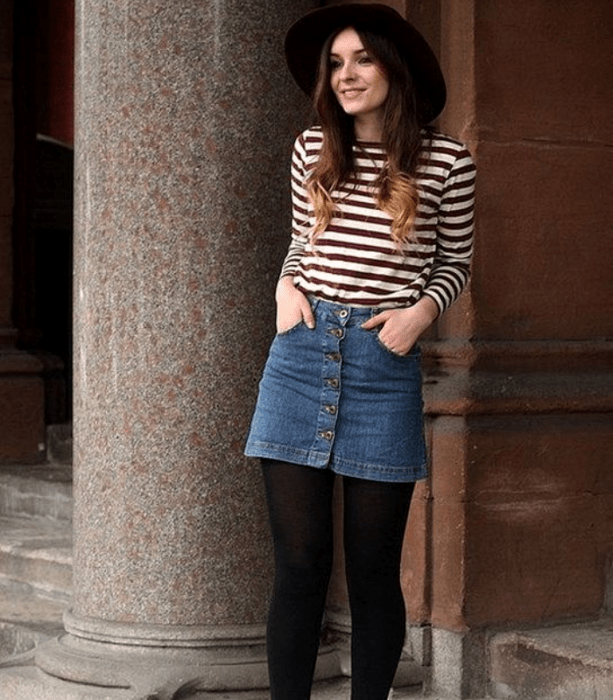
[339,61,355,81]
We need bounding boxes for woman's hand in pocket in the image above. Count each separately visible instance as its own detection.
[275,276,315,333]
[361,297,438,355]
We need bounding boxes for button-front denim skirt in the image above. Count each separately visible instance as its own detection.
[245,298,427,482]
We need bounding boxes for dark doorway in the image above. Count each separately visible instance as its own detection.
[12,0,75,424]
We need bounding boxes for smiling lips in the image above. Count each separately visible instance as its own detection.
[341,88,365,99]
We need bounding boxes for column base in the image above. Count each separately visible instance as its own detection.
[34,611,340,697]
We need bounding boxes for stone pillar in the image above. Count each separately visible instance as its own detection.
[34,0,326,696]
[0,0,46,464]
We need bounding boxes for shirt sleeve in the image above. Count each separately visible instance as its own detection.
[423,146,476,315]
[279,133,311,279]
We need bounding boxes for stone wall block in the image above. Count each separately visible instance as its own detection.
[402,479,432,623]
[473,142,613,340]
[429,414,613,630]
[474,0,613,144]
[429,416,468,631]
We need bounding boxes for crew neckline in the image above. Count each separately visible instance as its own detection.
[355,138,384,149]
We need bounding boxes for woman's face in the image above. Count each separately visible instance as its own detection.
[329,27,390,128]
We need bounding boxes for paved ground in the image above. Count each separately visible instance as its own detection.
[177,679,430,700]
[310,678,426,699]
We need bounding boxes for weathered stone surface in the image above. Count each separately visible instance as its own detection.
[428,414,613,629]
[0,463,72,521]
[0,516,72,600]
[490,621,613,699]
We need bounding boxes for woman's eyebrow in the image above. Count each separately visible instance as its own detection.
[330,48,368,58]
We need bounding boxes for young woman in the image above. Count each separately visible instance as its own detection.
[245,4,475,699]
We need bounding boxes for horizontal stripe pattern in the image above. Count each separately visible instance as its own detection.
[280,126,476,312]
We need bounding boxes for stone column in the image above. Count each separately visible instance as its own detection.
[35,0,326,696]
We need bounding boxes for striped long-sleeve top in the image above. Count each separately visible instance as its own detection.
[280,126,476,314]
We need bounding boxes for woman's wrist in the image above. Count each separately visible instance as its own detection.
[413,295,439,325]
[276,275,296,300]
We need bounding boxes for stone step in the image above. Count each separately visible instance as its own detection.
[0,463,72,522]
[489,619,613,699]
[0,586,66,662]
[0,515,72,602]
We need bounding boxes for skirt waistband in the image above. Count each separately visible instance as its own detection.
[309,297,378,325]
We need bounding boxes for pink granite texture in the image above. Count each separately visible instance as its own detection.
[72,0,317,630]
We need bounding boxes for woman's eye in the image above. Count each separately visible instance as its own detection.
[358,55,373,65]
[330,60,342,71]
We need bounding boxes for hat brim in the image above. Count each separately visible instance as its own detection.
[284,3,446,123]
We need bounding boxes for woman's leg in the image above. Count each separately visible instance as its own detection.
[343,476,415,700]
[261,459,336,700]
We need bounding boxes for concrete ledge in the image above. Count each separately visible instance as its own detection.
[489,619,613,699]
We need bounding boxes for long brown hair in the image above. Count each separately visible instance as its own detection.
[307,24,429,247]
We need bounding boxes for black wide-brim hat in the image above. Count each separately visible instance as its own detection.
[284,3,446,123]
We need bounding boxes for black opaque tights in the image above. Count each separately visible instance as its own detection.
[261,459,415,700]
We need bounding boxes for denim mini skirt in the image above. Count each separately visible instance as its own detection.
[245,297,427,483]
